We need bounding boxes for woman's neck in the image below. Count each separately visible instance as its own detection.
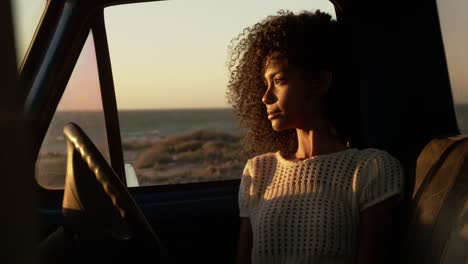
[293,124,347,160]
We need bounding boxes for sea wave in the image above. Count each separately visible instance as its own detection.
[122,129,160,137]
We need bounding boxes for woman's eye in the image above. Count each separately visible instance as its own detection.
[274,78,285,85]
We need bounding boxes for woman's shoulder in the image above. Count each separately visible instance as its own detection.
[248,151,278,165]
[351,147,402,173]
[245,148,401,170]
[354,147,403,177]
[243,152,280,174]
[354,148,405,210]
[246,148,396,165]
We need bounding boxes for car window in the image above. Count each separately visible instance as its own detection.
[437,0,468,134]
[35,32,110,189]
[104,0,336,186]
[11,0,47,69]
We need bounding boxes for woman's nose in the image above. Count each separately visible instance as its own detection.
[262,87,276,105]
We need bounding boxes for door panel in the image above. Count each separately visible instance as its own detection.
[133,184,240,263]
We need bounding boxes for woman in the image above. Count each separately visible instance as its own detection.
[226,10,404,264]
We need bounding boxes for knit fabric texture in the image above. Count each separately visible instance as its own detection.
[238,148,404,264]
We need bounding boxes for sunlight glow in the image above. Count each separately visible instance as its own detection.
[57,33,103,111]
[104,0,336,110]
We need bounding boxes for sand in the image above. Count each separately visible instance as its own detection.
[36,129,246,188]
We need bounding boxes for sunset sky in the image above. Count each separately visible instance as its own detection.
[12,0,468,111]
[104,0,339,109]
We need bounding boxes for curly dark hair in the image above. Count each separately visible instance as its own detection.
[227,9,352,156]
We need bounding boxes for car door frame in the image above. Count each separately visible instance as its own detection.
[0,0,36,262]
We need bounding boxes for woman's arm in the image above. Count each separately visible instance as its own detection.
[236,218,253,264]
[357,195,400,264]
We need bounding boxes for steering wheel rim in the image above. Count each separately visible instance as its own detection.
[62,122,165,259]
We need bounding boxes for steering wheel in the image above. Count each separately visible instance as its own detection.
[61,122,165,262]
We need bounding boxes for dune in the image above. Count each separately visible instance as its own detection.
[35,153,67,189]
[36,129,246,188]
[133,129,246,185]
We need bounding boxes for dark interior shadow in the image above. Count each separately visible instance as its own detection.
[404,136,468,263]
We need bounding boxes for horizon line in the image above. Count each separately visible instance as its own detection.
[56,106,234,112]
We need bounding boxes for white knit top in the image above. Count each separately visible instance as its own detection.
[238,148,404,264]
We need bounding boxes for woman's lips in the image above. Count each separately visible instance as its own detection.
[267,111,282,120]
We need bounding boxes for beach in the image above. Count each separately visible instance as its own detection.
[35,109,246,188]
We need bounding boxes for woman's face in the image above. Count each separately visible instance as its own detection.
[262,57,327,131]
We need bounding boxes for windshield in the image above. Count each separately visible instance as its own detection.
[11,0,47,69]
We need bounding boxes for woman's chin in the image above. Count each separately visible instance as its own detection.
[270,120,288,131]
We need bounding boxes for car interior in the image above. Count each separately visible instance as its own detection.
[0,0,466,263]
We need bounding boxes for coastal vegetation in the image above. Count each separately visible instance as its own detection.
[36,129,246,188]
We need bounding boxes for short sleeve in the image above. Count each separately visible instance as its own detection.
[358,151,404,211]
[238,160,252,218]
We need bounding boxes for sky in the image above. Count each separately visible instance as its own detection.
[11,0,468,111]
[103,0,336,110]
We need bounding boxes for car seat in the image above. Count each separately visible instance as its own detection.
[405,135,468,263]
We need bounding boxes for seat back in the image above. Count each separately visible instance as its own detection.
[406,135,468,263]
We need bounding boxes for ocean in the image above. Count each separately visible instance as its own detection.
[40,108,241,155]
